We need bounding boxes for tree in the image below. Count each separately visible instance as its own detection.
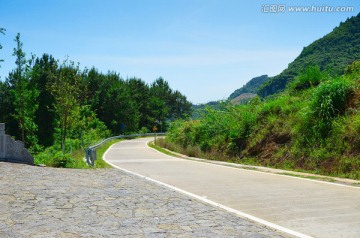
[30,54,58,147]
[31,54,58,147]
[149,77,191,131]
[0,81,11,122]
[10,33,39,149]
[169,90,192,119]
[50,60,81,154]
[149,77,172,131]
[11,33,27,143]
[0,28,5,69]
[0,28,6,118]
[126,78,151,129]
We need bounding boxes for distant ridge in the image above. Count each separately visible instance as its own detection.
[228,75,269,100]
[230,93,257,105]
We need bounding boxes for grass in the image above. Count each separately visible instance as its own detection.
[70,138,123,168]
[92,139,123,168]
[148,141,182,158]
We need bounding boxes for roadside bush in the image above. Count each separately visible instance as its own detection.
[52,152,73,168]
[34,147,57,166]
[299,78,352,142]
[138,127,149,134]
[330,114,360,153]
[345,60,360,76]
[34,145,87,168]
[337,156,360,179]
[290,65,326,91]
[312,79,351,120]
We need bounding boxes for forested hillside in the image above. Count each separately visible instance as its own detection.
[0,33,191,167]
[258,12,360,97]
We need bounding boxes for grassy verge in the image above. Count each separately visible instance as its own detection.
[148,141,182,158]
[92,139,123,168]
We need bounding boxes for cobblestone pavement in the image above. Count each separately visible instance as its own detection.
[0,162,290,238]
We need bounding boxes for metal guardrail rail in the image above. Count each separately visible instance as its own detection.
[85,133,166,166]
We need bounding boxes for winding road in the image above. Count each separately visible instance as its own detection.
[104,137,360,238]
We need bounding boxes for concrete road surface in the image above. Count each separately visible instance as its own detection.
[104,137,360,238]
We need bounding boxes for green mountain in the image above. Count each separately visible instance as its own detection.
[258,13,360,97]
[228,75,269,100]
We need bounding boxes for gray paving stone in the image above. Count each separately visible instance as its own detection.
[0,162,290,237]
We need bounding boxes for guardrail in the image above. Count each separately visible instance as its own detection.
[85,133,166,166]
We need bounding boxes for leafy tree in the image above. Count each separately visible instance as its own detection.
[169,90,192,120]
[50,60,81,154]
[70,105,110,148]
[345,60,360,76]
[0,28,6,120]
[9,33,39,148]
[126,78,151,129]
[148,77,192,131]
[0,81,10,122]
[149,77,172,131]
[0,27,5,69]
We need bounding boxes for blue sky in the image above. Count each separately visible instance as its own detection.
[0,0,359,103]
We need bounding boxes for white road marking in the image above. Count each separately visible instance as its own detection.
[110,147,148,150]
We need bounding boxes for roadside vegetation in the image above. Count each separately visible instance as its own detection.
[148,140,182,158]
[162,62,360,179]
[34,138,121,168]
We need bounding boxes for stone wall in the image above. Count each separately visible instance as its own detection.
[0,123,34,165]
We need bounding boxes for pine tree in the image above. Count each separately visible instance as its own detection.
[0,28,5,69]
[10,33,39,149]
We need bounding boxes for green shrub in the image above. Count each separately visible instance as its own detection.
[298,78,353,141]
[52,152,72,168]
[290,65,326,91]
[34,145,87,168]
[312,79,351,120]
[138,127,149,134]
[345,60,360,76]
